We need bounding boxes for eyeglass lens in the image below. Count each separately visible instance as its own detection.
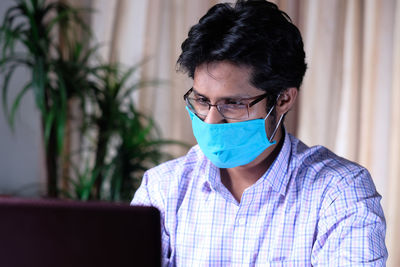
[186,95,249,120]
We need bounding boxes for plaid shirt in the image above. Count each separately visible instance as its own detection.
[132,132,387,266]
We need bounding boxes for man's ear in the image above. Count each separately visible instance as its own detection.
[276,87,298,116]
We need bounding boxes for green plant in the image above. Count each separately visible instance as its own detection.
[0,0,90,197]
[64,63,187,202]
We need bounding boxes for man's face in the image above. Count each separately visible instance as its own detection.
[192,61,269,124]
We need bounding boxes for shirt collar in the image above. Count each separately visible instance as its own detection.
[200,130,292,196]
[203,158,219,192]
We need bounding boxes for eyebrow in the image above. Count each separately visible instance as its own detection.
[192,88,250,100]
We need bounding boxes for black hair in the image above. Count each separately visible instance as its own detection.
[177,0,307,109]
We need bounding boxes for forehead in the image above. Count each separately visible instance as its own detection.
[193,61,263,98]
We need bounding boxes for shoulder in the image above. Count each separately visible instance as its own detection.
[290,134,365,176]
[288,134,376,203]
[288,135,387,264]
[133,145,207,206]
[145,144,204,184]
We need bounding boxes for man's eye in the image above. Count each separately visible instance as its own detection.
[225,99,244,105]
[195,98,209,105]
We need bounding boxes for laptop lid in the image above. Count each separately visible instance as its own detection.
[0,198,161,267]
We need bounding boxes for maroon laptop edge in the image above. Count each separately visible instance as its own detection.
[0,198,161,267]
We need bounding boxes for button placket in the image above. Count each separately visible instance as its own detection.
[235,189,251,227]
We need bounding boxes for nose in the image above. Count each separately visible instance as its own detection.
[204,106,225,124]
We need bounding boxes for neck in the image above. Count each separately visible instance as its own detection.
[220,126,285,202]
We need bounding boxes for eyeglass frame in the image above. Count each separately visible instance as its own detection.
[183,87,269,120]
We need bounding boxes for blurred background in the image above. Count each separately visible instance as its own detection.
[0,0,399,265]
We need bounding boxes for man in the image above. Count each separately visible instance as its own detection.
[132,0,387,266]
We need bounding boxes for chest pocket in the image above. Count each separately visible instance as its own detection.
[252,200,313,264]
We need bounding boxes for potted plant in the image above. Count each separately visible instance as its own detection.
[1,0,188,201]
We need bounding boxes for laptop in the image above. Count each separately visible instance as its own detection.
[0,198,161,267]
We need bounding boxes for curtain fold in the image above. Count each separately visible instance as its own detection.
[334,0,362,161]
[298,0,346,150]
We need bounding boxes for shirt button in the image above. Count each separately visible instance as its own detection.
[238,217,246,226]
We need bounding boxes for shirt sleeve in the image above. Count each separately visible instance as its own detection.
[131,171,172,266]
[311,169,388,266]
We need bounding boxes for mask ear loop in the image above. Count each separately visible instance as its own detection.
[268,113,284,142]
[264,93,284,143]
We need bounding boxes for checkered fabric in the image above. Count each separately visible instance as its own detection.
[132,132,387,266]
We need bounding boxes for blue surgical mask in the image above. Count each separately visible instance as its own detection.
[186,106,283,168]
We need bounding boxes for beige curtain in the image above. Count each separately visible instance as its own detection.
[88,0,399,265]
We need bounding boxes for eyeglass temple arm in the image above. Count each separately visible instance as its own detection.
[248,94,268,107]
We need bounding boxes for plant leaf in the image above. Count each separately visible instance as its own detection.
[31,57,46,113]
[1,64,18,119]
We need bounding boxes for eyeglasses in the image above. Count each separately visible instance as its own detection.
[183,88,268,120]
